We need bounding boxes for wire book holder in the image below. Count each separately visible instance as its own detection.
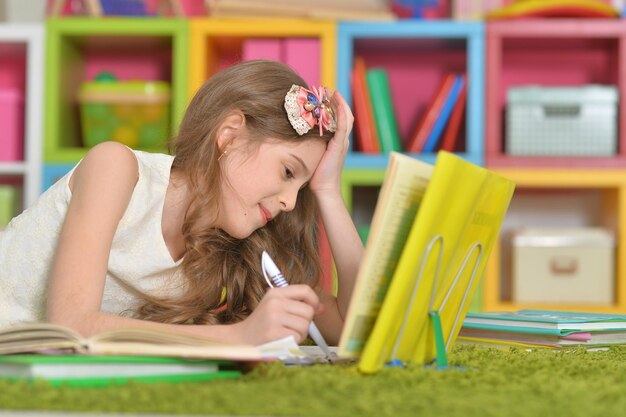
[388,235,483,369]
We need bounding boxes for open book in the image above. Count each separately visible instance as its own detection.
[338,151,515,373]
[0,323,262,361]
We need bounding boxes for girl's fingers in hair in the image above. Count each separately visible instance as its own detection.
[330,91,354,136]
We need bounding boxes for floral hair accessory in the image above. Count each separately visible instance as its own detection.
[284,84,337,136]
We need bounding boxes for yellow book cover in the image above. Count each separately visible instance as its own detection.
[418,165,515,365]
[345,151,514,373]
[338,153,434,357]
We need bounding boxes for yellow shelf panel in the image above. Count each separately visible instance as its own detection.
[188,18,336,98]
[492,168,626,188]
[483,168,626,314]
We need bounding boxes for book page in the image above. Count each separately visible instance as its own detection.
[0,323,86,354]
[338,152,433,357]
[90,328,262,361]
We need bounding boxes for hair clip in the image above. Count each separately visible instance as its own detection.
[284,84,337,136]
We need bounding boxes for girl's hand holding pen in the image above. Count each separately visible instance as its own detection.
[232,285,323,345]
[309,90,354,197]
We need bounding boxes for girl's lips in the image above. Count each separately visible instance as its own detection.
[259,204,273,224]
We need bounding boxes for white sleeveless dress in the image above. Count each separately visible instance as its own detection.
[0,150,184,325]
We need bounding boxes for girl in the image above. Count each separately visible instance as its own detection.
[0,60,363,346]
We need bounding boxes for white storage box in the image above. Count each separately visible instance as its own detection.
[506,85,618,156]
[512,228,614,304]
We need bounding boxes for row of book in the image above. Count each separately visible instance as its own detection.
[352,58,467,155]
[459,309,626,349]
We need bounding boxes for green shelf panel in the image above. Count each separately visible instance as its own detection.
[44,18,189,163]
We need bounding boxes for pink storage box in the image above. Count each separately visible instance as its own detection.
[0,88,24,162]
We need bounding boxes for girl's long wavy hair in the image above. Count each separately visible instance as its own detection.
[136,60,333,324]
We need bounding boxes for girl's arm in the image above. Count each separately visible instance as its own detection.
[308,92,364,344]
[46,141,320,346]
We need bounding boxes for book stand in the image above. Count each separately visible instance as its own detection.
[388,235,483,369]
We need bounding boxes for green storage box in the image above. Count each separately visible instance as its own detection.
[78,79,171,149]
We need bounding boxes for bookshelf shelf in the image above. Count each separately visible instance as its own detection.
[0,24,43,211]
[188,18,337,98]
[484,168,626,313]
[485,19,626,168]
[44,18,189,164]
[337,20,485,167]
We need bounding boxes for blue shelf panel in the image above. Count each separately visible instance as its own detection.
[337,20,485,168]
[344,151,482,170]
[42,163,75,192]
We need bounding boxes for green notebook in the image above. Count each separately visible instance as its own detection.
[0,355,241,387]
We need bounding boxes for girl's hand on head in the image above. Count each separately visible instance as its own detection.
[309,90,354,197]
[231,284,322,345]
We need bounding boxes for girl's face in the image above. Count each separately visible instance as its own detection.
[217,138,326,239]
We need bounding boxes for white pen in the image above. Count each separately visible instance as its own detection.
[261,250,333,360]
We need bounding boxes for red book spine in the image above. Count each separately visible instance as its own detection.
[406,73,455,153]
[351,57,380,153]
[439,75,467,152]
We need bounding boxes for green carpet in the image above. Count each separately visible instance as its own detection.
[1,345,626,417]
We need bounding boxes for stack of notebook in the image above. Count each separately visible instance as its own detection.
[459,310,626,349]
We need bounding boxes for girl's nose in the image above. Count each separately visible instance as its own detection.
[279,186,298,212]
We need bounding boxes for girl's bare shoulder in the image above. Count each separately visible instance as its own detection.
[70,142,139,192]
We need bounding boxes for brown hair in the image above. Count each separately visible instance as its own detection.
[136,60,333,324]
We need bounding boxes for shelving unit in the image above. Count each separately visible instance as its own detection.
[480,19,626,313]
[188,18,337,98]
[27,16,626,312]
[484,168,626,313]
[44,18,189,164]
[337,20,485,169]
[485,19,626,168]
[0,24,43,209]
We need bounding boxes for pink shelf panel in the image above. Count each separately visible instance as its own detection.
[0,43,26,90]
[81,36,173,82]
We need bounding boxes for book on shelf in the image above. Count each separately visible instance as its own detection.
[366,68,403,153]
[337,151,515,373]
[351,57,380,154]
[0,322,262,361]
[439,77,467,152]
[0,354,242,387]
[406,73,455,153]
[421,74,465,153]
